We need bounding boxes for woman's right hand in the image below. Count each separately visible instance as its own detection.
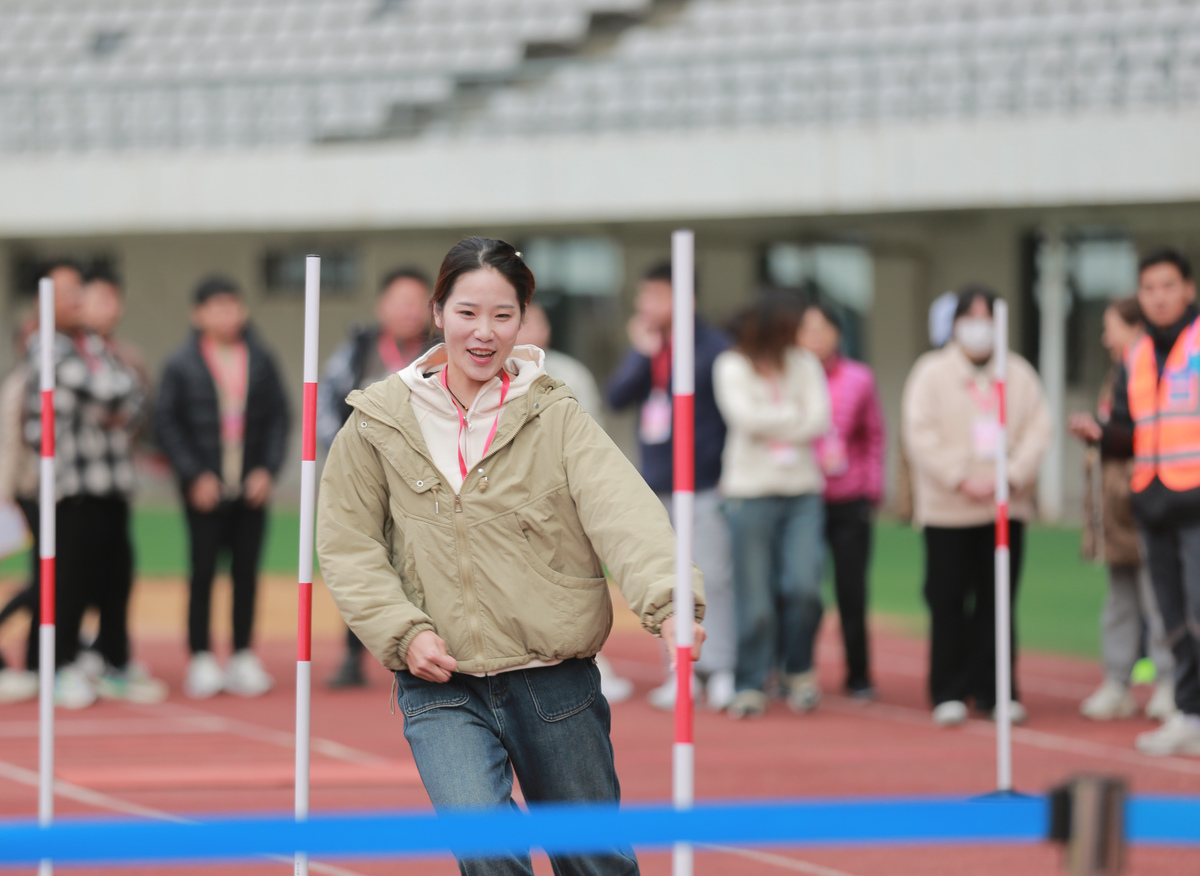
[1067,412,1103,444]
[405,630,458,682]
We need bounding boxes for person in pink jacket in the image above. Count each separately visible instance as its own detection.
[799,302,886,699]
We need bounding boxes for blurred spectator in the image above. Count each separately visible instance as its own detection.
[798,302,886,700]
[901,285,1050,727]
[714,293,830,719]
[894,292,959,523]
[606,260,735,711]
[517,303,603,421]
[22,259,161,708]
[83,268,153,403]
[516,301,633,703]
[1090,249,1200,757]
[316,266,432,689]
[0,314,39,703]
[76,269,157,683]
[1069,297,1175,722]
[156,275,289,700]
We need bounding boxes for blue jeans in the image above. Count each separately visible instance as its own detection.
[395,658,640,876]
[722,494,825,694]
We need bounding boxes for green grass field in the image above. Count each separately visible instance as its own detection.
[0,509,1108,659]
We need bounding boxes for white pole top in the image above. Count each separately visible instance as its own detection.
[39,278,54,393]
[671,230,694,396]
[303,256,321,383]
[993,300,1008,382]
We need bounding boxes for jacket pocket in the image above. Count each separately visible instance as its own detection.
[505,514,608,591]
[394,670,469,717]
[522,659,598,722]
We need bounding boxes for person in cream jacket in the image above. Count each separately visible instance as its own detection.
[902,285,1051,728]
[714,293,831,720]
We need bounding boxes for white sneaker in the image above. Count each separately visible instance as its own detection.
[727,689,768,719]
[224,650,273,697]
[992,701,1027,724]
[54,665,96,710]
[1146,682,1178,722]
[932,700,967,726]
[76,649,105,683]
[1081,679,1137,721]
[647,674,699,711]
[97,664,168,704]
[595,655,633,705]
[706,670,736,711]
[1136,712,1200,757]
[784,671,821,714]
[0,669,38,703]
[185,651,225,699]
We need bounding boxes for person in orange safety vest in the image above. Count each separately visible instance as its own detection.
[1071,248,1200,757]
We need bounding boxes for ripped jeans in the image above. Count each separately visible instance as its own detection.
[395,658,640,876]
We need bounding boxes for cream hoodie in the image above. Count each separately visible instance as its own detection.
[400,343,547,494]
[901,342,1051,527]
[714,346,831,499]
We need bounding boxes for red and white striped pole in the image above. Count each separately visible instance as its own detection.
[294,255,320,876]
[671,229,696,876]
[993,299,1013,793]
[37,277,56,876]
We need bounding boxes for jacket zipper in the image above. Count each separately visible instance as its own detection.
[451,492,486,663]
[446,391,542,668]
[366,384,548,670]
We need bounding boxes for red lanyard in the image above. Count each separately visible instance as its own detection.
[201,337,249,443]
[378,333,422,373]
[73,332,102,375]
[441,367,510,480]
[651,341,672,392]
[201,338,249,406]
[966,379,994,415]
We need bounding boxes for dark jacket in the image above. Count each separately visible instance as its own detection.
[605,319,728,494]
[1103,307,1200,526]
[154,326,290,490]
[316,324,434,450]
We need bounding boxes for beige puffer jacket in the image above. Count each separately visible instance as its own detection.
[316,372,704,675]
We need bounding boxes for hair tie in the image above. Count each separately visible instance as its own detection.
[514,251,523,259]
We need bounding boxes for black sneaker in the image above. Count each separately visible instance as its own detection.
[326,655,367,689]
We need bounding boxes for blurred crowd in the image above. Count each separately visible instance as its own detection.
[0,246,1198,759]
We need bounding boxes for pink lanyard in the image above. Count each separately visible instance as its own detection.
[442,367,510,480]
[378,333,422,373]
[966,379,994,416]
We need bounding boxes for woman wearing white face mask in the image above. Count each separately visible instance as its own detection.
[901,285,1051,727]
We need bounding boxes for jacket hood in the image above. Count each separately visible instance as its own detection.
[398,343,547,414]
[345,344,575,466]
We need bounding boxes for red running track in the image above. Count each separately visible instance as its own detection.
[1,620,1198,876]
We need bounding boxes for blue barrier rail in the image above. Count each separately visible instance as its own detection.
[0,796,1198,866]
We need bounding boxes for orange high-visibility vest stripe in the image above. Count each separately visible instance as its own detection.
[1129,315,1200,492]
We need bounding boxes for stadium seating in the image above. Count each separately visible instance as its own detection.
[0,0,1196,151]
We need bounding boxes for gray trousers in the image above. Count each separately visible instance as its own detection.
[1141,521,1200,716]
[659,489,735,676]
[1102,563,1173,685]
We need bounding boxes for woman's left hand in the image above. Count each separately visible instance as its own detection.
[660,615,706,669]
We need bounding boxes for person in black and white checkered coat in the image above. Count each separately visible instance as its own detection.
[22,260,151,708]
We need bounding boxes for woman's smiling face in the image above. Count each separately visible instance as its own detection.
[434,267,523,404]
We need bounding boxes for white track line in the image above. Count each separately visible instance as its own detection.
[816,641,1098,700]
[822,696,1200,776]
[0,760,191,823]
[124,700,390,765]
[0,758,371,876]
[700,843,862,876]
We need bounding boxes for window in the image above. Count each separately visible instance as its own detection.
[763,241,873,360]
[261,247,359,297]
